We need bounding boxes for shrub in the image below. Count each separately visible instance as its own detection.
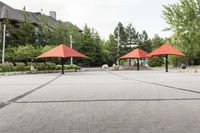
[34,63,47,70]
[0,62,15,72]
[56,65,62,70]
[15,62,26,71]
[169,56,187,67]
[46,62,56,70]
[148,57,164,67]
[64,64,81,71]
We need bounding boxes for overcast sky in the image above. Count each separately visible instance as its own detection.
[1,0,179,39]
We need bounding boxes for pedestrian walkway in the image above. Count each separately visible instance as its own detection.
[0,71,200,133]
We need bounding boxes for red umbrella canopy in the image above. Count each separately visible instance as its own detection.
[120,48,149,59]
[147,43,185,57]
[37,44,87,58]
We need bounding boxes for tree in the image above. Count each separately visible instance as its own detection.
[138,30,152,52]
[163,0,200,64]
[107,34,118,65]
[79,24,96,66]
[92,31,103,66]
[113,22,128,56]
[148,35,164,67]
[16,6,36,45]
[125,24,139,50]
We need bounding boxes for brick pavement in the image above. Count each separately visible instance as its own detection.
[0,71,200,133]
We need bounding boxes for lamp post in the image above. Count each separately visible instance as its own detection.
[2,24,6,64]
[117,26,120,66]
[70,35,73,65]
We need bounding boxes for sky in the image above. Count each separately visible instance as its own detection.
[1,0,179,40]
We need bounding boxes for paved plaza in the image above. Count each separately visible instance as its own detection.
[0,70,200,133]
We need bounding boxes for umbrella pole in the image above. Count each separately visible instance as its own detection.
[165,54,168,72]
[137,58,139,71]
[61,58,64,74]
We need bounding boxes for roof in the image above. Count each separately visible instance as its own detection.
[0,1,82,31]
[37,44,87,58]
[0,1,40,25]
[120,48,149,59]
[147,43,185,57]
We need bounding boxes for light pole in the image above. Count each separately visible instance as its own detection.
[117,26,120,66]
[70,35,73,65]
[2,24,6,64]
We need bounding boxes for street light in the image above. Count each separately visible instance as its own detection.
[117,26,120,66]
[2,24,6,64]
[70,34,73,65]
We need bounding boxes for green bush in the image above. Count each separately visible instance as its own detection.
[15,62,26,71]
[56,65,62,70]
[34,63,47,70]
[169,56,187,67]
[64,64,81,71]
[0,62,15,72]
[46,62,56,70]
[72,65,81,71]
[148,57,164,67]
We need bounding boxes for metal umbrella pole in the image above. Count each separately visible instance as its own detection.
[165,54,168,72]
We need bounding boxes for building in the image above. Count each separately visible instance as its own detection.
[0,1,81,44]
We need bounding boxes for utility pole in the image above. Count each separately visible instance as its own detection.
[117,26,120,66]
[70,35,73,65]
[2,24,6,64]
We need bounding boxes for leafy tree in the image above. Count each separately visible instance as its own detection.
[14,45,35,62]
[163,0,200,64]
[16,7,36,45]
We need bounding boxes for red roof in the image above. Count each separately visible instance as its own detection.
[120,48,149,59]
[147,43,185,57]
[37,44,87,58]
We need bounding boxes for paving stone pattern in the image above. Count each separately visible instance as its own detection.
[0,71,200,133]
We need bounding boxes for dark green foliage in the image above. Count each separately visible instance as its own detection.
[169,56,188,67]
[78,24,104,66]
[148,57,164,67]
[138,31,152,52]
[148,35,164,67]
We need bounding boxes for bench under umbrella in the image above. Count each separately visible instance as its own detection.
[37,44,87,74]
[120,48,149,71]
[147,43,185,72]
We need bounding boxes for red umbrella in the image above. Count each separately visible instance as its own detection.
[37,44,87,74]
[120,48,149,71]
[147,43,185,72]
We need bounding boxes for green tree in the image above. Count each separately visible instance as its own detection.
[113,22,128,56]
[148,35,164,67]
[163,0,200,64]
[92,31,103,66]
[80,24,96,66]
[107,34,118,65]
[16,6,36,45]
[138,30,152,52]
[126,23,139,50]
